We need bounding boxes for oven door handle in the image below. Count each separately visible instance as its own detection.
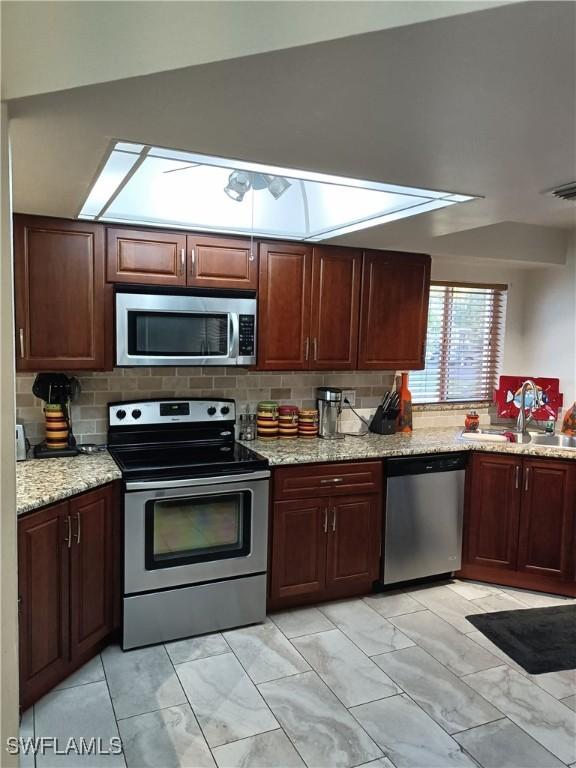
[125,470,271,491]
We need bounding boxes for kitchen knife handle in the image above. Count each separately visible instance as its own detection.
[18,328,24,358]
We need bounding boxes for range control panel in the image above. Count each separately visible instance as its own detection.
[108,399,236,427]
[238,314,256,356]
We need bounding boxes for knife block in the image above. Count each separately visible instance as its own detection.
[369,406,397,434]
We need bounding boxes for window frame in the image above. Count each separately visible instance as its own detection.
[411,280,508,405]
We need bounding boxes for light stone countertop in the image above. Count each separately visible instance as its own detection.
[17,451,122,516]
[17,428,576,517]
[240,428,576,466]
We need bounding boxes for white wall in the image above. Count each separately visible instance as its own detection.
[520,241,576,407]
[0,102,19,765]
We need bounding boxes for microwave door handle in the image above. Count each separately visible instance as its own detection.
[229,313,240,359]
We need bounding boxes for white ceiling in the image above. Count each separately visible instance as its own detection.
[6,1,576,265]
[1,1,512,100]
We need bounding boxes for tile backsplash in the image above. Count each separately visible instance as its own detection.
[16,368,397,445]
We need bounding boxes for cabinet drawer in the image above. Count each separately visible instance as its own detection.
[273,461,382,500]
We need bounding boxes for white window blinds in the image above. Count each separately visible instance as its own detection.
[410,282,508,404]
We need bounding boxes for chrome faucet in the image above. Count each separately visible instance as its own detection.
[516,379,539,440]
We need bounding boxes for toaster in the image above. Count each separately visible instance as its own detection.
[16,424,27,461]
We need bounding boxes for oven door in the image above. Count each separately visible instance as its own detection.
[124,471,269,594]
[116,291,256,366]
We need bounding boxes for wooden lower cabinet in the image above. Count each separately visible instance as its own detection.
[270,500,327,602]
[326,496,380,590]
[517,459,576,581]
[459,453,576,595]
[268,465,382,610]
[18,483,120,709]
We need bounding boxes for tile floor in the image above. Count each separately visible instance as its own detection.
[20,580,576,768]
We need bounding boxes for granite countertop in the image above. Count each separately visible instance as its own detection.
[17,451,122,516]
[241,428,576,466]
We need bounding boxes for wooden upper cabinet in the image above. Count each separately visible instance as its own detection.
[310,246,361,369]
[18,501,70,709]
[358,250,431,370]
[107,227,187,285]
[187,235,257,290]
[517,459,576,581]
[258,242,313,370]
[464,453,521,570]
[14,215,107,371]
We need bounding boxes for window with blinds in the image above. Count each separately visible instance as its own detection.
[410,282,508,404]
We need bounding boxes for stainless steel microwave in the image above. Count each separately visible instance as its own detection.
[115,289,257,366]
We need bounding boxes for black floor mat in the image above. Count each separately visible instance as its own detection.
[466,604,576,674]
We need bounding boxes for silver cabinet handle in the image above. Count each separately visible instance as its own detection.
[323,508,328,533]
[304,337,310,361]
[524,467,530,492]
[180,248,185,276]
[190,247,196,275]
[332,507,337,532]
[320,477,344,484]
[515,465,520,489]
[64,515,72,548]
[74,512,81,545]
[313,337,318,361]
[18,328,24,358]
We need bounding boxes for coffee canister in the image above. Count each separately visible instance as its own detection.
[257,400,279,439]
[44,403,69,449]
[298,408,319,438]
[278,405,299,439]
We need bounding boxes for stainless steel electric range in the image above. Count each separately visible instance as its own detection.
[107,398,270,650]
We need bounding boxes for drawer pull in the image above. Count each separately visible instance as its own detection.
[323,508,328,533]
[320,477,344,484]
[75,512,81,545]
[64,515,72,549]
[332,507,337,532]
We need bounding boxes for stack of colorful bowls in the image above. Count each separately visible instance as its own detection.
[298,408,319,438]
[257,401,279,439]
[278,405,299,439]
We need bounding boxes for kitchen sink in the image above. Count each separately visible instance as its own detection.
[529,434,576,450]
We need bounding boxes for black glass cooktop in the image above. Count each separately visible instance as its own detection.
[109,441,268,481]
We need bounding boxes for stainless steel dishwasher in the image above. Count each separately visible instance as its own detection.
[382,453,467,585]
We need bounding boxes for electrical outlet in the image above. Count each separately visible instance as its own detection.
[342,389,356,407]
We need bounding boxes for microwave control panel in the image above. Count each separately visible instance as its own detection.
[238,315,256,356]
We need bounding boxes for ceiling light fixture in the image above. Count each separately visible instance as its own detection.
[223,170,291,202]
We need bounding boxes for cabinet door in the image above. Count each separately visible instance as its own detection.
[187,235,257,290]
[107,227,187,285]
[310,246,361,369]
[69,485,116,659]
[358,250,431,370]
[258,242,313,370]
[18,501,71,708]
[326,494,380,592]
[517,459,576,581]
[14,215,107,371]
[465,453,521,570]
[270,500,327,601]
